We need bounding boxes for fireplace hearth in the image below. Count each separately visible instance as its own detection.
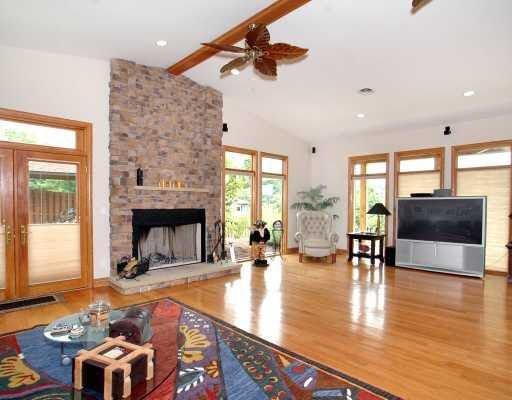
[132,209,206,270]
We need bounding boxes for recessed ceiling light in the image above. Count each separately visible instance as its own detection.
[357,113,366,119]
[463,90,475,97]
[155,40,167,47]
[230,68,240,76]
[358,88,375,96]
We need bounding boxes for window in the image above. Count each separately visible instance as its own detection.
[260,154,287,255]
[452,141,512,272]
[0,119,77,149]
[348,154,389,233]
[395,147,444,198]
[223,147,257,260]
[223,147,288,260]
[225,151,253,170]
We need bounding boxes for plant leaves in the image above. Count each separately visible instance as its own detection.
[220,56,250,74]
[254,57,277,77]
[266,43,308,60]
[291,186,339,213]
[246,24,270,49]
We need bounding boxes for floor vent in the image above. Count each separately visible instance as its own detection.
[0,294,63,314]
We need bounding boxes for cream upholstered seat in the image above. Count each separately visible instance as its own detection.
[295,211,339,263]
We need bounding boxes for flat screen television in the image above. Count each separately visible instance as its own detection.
[396,197,486,245]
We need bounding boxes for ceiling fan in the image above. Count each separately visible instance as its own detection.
[412,0,432,12]
[201,23,308,78]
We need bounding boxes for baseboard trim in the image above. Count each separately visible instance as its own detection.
[93,278,111,288]
[485,270,508,277]
[285,247,347,255]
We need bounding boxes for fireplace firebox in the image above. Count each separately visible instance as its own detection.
[132,209,206,270]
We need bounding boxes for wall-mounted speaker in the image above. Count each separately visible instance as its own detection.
[444,126,451,135]
[312,146,316,154]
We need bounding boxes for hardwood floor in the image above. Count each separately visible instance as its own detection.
[1,255,511,399]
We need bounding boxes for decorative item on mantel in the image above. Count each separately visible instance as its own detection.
[157,178,186,189]
[136,167,144,186]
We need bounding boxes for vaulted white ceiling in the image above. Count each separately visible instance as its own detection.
[1,0,511,142]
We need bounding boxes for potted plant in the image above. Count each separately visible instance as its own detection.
[291,185,340,219]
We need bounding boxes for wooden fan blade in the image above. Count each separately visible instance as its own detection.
[246,24,270,49]
[201,43,246,53]
[220,56,250,74]
[254,57,277,77]
[266,43,308,61]
[412,0,431,8]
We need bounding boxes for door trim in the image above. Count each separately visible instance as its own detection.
[0,149,15,300]
[0,108,93,299]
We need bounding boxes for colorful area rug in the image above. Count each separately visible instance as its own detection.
[0,298,401,399]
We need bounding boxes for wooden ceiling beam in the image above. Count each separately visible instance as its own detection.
[167,0,311,75]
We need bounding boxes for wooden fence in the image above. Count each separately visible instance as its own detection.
[29,190,76,224]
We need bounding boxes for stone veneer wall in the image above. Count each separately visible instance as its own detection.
[109,59,223,273]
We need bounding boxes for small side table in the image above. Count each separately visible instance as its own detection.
[347,232,385,266]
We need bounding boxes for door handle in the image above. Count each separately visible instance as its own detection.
[20,225,27,246]
[2,220,11,246]
[6,224,11,246]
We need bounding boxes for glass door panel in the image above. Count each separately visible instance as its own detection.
[16,151,87,296]
[0,149,14,300]
[261,176,284,255]
[457,168,510,271]
[352,179,361,231]
[224,173,253,260]
[366,178,386,232]
[28,160,80,284]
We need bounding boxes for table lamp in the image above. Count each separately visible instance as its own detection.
[367,203,391,234]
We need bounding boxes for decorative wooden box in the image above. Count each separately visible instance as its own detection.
[73,336,154,400]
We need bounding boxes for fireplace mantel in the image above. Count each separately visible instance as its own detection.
[135,186,209,193]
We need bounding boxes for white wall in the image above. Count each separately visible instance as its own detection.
[311,113,512,249]
[0,45,111,278]
[222,97,312,247]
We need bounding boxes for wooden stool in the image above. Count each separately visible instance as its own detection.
[74,336,154,400]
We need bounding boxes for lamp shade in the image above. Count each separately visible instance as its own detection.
[367,203,391,216]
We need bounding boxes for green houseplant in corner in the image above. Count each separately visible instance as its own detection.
[291,185,340,219]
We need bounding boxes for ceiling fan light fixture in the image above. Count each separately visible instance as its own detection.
[230,68,240,76]
[155,40,167,47]
[358,88,375,96]
[463,90,476,97]
[357,113,366,119]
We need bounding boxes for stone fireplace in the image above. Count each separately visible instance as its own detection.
[109,59,223,274]
[132,209,206,269]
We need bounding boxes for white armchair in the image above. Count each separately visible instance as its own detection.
[295,211,339,263]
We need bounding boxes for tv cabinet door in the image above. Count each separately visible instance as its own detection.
[396,240,412,264]
[434,243,464,270]
[411,242,436,266]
